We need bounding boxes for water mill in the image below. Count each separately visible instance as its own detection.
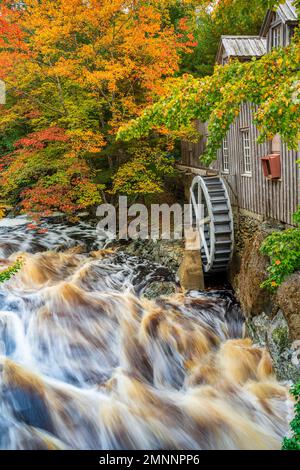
[0,0,299,457]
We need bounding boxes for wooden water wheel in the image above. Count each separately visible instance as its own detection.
[189,176,234,274]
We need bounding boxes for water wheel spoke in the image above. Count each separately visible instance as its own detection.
[199,225,210,262]
[190,188,202,223]
[199,216,211,226]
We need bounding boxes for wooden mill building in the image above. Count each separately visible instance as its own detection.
[180,0,299,225]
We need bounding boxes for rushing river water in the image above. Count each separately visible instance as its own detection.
[0,216,294,449]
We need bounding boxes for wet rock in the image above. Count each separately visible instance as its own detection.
[142,281,177,300]
[232,229,272,317]
[119,239,184,273]
[276,272,300,340]
[6,387,54,434]
[247,310,300,382]
[2,360,55,435]
[291,340,300,367]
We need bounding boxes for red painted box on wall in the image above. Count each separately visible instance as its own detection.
[261,154,281,180]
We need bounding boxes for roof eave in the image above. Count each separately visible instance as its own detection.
[228,54,263,59]
[260,2,298,36]
[260,9,273,37]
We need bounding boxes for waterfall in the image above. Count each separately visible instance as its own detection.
[0,217,293,450]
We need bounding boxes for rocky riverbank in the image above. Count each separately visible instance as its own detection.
[230,215,300,382]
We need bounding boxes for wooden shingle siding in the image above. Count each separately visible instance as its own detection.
[180,2,299,226]
[182,102,299,225]
[215,102,299,225]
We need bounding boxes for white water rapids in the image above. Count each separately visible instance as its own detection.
[0,217,293,449]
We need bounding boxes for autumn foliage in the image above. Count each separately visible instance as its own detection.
[1,0,298,218]
[118,4,300,164]
[0,0,196,216]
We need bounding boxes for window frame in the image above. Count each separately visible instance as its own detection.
[222,137,229,174]
[271,24,281,49]
[241,128,252,176]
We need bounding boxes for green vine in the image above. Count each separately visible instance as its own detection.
[0,257,24,283]
[117,41,300,166]
[282,382,300,450]
[260,226,300,291]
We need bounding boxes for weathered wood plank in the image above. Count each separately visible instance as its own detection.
[181,102,299,225]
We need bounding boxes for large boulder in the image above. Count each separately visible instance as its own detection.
[142,281,177,300]
[121,239,184,273]
[276,272,300,340]
[232,230,272,317]
[247,310,300,382]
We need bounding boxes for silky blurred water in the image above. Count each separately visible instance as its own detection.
[0,217,293,449]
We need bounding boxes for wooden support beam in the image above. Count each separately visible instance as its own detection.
[178,228,205,291]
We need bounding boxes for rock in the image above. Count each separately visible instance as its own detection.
[232,214,261,254]
[142,281,177,300]
[77,212,90,218]
[291,340,300,367]
[232,229,272,317]
[276,272,300,340]
[231,215,300,381]
[119,239,184,274]
[247,310,300,382]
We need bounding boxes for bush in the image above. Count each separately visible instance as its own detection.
[260,227,300,291]
[282,382,300,450]
[0,257,24,283]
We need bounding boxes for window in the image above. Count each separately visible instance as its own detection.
[272,26,281,48]
[222,137,229,173]
[242,130,251,175]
